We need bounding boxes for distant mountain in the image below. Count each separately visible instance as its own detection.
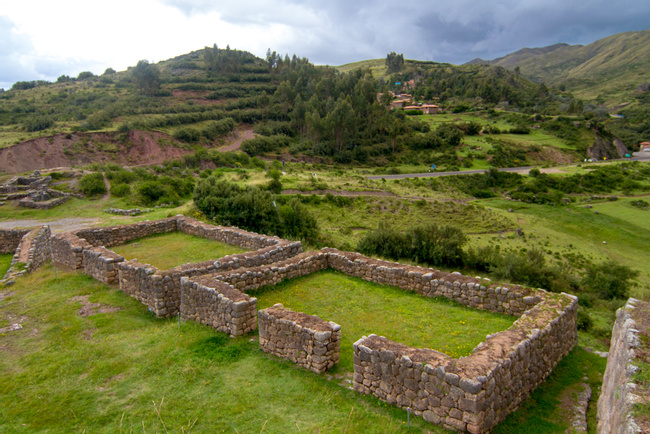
[466,43,571,68]
[466,30,650,104]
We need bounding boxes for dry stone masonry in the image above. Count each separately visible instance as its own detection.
[186,248,577,433]
[0,216,580,433]
[50,216,301,317]
[181,276,257,336]
[258,303,341,374]
[597,298,645,433]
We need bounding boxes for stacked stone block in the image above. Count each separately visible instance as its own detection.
[258,303,341,373]
[352,293,577,433]
[83,247,124,284]
[597,298,644,433]
[190,248,577,432]
[181,277,257,336]
[50,232,91,269]
[0,228,32,254]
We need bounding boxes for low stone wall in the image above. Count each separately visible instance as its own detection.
[83,247,124,284]
[0,229,32,254]
[205,250,329,291]
[180,276,257,336]
[24,226,52,272]
[258,303,341,374]
[2,226,51,283]
[353,291,576,433]
[189,248,577,433]
[19,195,70,209]
[104,207,152,216]
[177,218,286,250]
[118,240,302,318]
[76,217,180,247]
[597,298,643,433]
[51,232,92,270]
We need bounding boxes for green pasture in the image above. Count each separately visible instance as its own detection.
[111,232,247,269]
[251,269,516,370]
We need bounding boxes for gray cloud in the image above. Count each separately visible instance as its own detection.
[161,0,650,66]
[2,1,649,88]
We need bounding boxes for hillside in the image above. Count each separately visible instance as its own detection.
[469,30,650,104]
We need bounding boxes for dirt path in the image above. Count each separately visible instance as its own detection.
[218,126,254,153]
[0,218,103,234]
[101,173,111,201]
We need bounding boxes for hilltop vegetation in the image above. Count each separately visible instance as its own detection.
[1,39,644,176]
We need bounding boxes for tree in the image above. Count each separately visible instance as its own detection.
[386,52,404,73]
[131,60,160,96]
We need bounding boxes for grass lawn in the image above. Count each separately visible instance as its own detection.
[0,268,444,433]
[0,253,13,277]
[250,269,516,371]
[110,232,248,269]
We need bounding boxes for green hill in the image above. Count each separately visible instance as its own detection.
[469,30,650,105]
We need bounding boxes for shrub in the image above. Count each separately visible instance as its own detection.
[111,183,131,198]
[357,223,467,267]
[193,178,318,240]
[582,260,638,300]
[79,173,107,196]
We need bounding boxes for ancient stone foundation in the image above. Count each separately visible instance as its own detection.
[181,276,257,336]
[186,248,577,433]
[50,216,302,317]
[597,298,644,433]
[258,303,341,374]
[0,228,32,254]
[2,217,579,433]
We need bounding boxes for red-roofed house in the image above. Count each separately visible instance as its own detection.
[640,142,650,152]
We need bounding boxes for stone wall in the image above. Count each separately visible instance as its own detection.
[187,248,577,433]
[0,228,32,254]
[2,226,51,283]
[258,303,341,374]
[180,276,257,336]
[19,195,70,209]
[83,247,124,284]
[597,298,643,433]
[353,292,576,433]
[76,217,180,247]
[23,226,52,272]
[50,232,91,270]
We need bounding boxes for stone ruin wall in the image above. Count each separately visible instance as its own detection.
[597,298,643,433]
[0,229,32,254]
[83,247,124,284]
[180,277,257,336]
[1,218,580,433]
[50,231,91,270]
[187,248,577,433]
[1,226,51,283]
[46,216,302,317]
[258,303,341,374]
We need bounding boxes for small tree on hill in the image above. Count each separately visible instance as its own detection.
[132,60,160,96]
[386,52,404,73]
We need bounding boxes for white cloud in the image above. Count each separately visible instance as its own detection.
[0,0,648,88]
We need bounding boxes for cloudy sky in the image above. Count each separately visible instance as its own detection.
[1,0,649,89]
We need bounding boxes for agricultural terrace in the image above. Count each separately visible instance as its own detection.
[251,269,516,371]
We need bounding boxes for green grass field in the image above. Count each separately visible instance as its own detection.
[111,232,248,269]
[251,269,516,370]
[0,268,444,433]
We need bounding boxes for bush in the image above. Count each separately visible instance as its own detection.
[193,179,319,240]
[582,260,638,300]
[357,223,467,267]
[111,183,131,198]
[79,173,107,196]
